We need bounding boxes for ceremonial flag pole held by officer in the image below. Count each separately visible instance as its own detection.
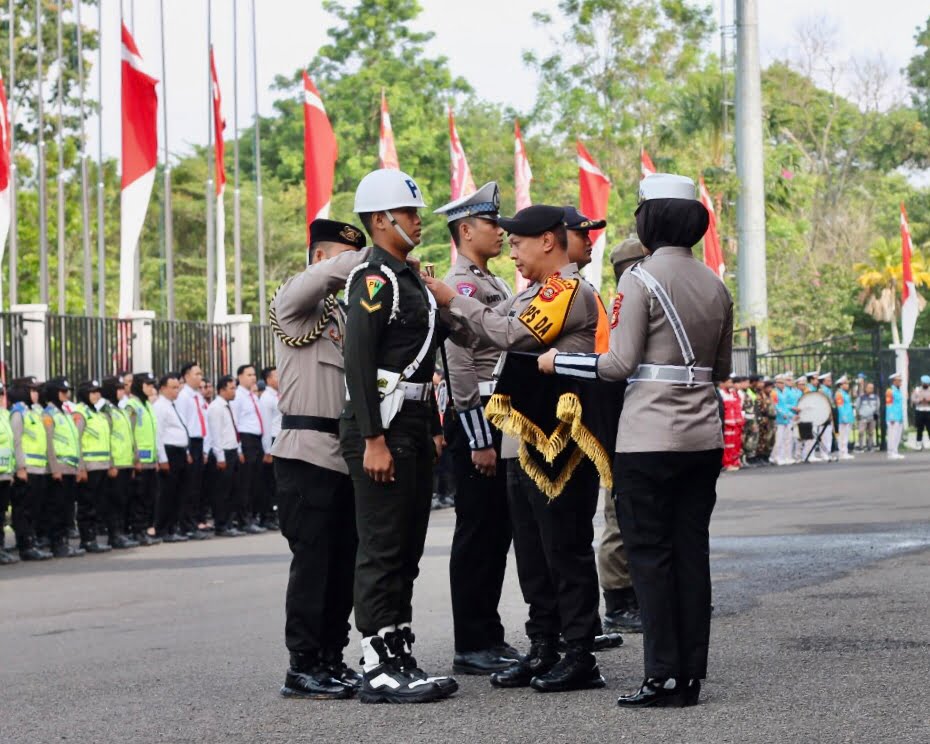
[539,173,734,708]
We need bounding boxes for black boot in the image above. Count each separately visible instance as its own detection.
[133,532,162,546]
[394,627,458,698]
[52,538,86,558]
[18,537,54,561]
[0,548,20,565]
[603,588,643,634]
[490,638,560,688]
[280,651,355,700]
[616,678,685,708]
[530,644,605,692]
[320,647,361,691]
[110,533,139,549]
[80,532,113,554]
[453,648,519,675]
[358,632,444,704]
[682,679,701,706]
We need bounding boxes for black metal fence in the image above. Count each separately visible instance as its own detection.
[46,314,133,383]
[151,319,232,382]
[731,326,757,376]
[0,311,25,381]
[755,329,883,383]
[250,324,275,372]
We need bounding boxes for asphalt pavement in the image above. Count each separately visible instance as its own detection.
[2,450,929,743]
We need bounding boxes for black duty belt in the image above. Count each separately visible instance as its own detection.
[281,415,340,435]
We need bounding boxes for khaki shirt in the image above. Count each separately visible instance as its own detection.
[269,248,370,473]
[442,254,512,412]
[446,261,600,458]
[598,246,733,453]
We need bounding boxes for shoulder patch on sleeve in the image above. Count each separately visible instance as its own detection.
[365,274,387,300]
[456,282,478,297]
[517,276,580,345]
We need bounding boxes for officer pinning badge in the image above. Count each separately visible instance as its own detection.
[457,282,478,297]
[610,293,623,328]
[517,276,580,345]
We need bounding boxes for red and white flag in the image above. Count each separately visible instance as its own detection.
[578,141,610,291]
[699,177,725,280]
[641,148,656,178]
[448,106,476,262]
[513,120,533,291]
[379,89,399,170]
[901,203,918,347]
[0,69,11,310]
[303,72,337,237]
[119,23,158,317]
[210,48,227,321]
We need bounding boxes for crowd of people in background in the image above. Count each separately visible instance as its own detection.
[0,362,282,565]
[716,369,930,471]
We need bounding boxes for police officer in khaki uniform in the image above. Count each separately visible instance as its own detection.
[541,174,733,708]
[434,183,521,675]
[270,218,370,700]
[424,205,607,693]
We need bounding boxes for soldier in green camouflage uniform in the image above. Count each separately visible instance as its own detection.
[755,377,775,463]
[738,377,759,465]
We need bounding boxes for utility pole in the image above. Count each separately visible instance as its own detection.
[251,0,266,324]
[735,0,768,349]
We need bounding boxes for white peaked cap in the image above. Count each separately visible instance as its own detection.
[434,182,501,222]
[795,375,808,384]
[836,375,849,384]
[638,173,696,203]
[890,372,902,380]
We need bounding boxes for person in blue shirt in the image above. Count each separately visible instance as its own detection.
[770,375,797,465]
[834,375,855,459]
[885,373,906,459]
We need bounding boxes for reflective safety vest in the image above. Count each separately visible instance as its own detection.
[125,397,157,464]
[0,408,15,475]
[106,402,135,468]
[14,403,49,470]
[75,403,111,464]
[46,405,80,468]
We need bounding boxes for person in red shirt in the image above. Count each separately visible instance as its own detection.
[720,376,744,471]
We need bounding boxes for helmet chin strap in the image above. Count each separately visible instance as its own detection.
[384,210,416,248]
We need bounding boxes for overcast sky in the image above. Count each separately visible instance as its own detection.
[79,0,929,162]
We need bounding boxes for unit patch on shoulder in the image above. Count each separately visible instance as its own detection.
[457,282,478,297]
[517,276,580,345]
[365,274,386,300]
[610,293,623,329]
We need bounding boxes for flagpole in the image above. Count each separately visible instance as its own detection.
[96,0,105,316]
[160,0,174,320]
[132,2,141,313]
[232,0,241,314]
[36,0,49,305]
[251,0,265,324]
[75,0,92,315]
[55,0,65,314]
[7,0,17,307]
[206,2,215,323]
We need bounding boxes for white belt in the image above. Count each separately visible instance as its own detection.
[478,380,497,397]
[629,364,713,384]
[399,381,433,402]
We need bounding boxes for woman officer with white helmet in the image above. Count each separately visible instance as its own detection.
[340,168,457,704]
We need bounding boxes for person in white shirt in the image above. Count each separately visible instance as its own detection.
[231,364,267,532]
[206,375,246,536]
[177,361,212,537]
[152,373,191,542]
[259,366,281,530]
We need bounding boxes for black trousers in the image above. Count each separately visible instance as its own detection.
[506,457,600,647]
[105,468,133,536]
[48,474,77,542]
[915,411,930,441]
[183,437,206,530]
[614,449,721,680]
[76,469,108,542]
[0,480,10,547]
[341,407,434,637]
[157,445,189,535]
[260,438,277,522]
[276,457,357,655]
[446,415,511,651]
[130,468,158,534]
[208,450,239,531]
[25,474,50,541]
[236,433,263,525]
[8,476,38,544]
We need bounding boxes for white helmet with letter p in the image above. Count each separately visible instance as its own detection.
[353,169,426,213]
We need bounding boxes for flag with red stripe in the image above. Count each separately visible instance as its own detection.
[577,141,610,291]
[901,203,918,346]
[698,177,725,280]
[0,69,11,311]
[513,120,533,291]
[448,107,476,262]
[641,148,656,178]
[210,47,228,321]
[303,72,337,237]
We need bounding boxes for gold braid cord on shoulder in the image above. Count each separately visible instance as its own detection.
[486,391,612,501]
[269,289,339,348]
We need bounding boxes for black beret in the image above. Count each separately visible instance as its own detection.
[498,205,565,237]
[79,379,102,393]
[563,205,606,231]
[46,375,73,391]
[309,219,367,249]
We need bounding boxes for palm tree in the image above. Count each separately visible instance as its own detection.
[855,236,930,345]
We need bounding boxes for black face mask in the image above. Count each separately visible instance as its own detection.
[635,198,709,251]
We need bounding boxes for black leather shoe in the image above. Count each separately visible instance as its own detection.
[133,532,162,546]
[80,540,113,554]
[490,642,523,662]
[593,632,624,651]
[0,549,20,565]
[185,530,210,540]
[160,532,189,543]
[490,638,560,688]
[110,534,139,549]
[215,527,244,537]
[20,545,54,561]
[604,608,643,634]
[453,649,518,675]
[530,646,605,692]
[616,678,685,708]
[52,541,86,558]
[241,523,264,535]
[682,679,701,706]
[281,667,355,700]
